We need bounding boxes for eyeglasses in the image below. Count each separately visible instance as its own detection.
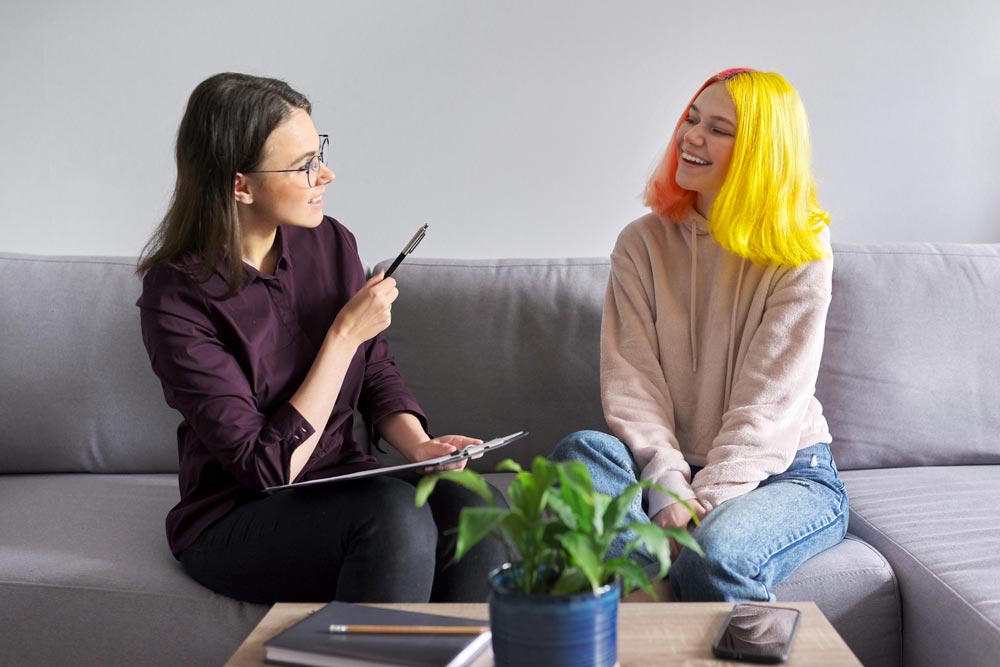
[244,134,329,187]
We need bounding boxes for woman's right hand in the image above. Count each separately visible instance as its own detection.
[329,272,399,346]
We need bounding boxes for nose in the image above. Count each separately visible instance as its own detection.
[682,124,706,147]
[318,162,335,185]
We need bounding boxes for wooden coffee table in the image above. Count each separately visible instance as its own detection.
[225,601,861,666]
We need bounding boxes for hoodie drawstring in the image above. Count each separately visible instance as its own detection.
[687,217,746,409]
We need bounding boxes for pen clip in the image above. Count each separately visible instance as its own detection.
[402,224,428,255]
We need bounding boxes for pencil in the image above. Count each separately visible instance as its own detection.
[328,624,489,635]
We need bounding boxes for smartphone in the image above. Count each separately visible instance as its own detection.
[711,603,801,664]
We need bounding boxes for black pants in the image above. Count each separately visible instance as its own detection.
[178,475,508,604]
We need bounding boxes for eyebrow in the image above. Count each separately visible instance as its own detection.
[690,104,736,126]
[288,149,318,167]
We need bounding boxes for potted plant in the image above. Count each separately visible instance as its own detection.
[415,456,703,667]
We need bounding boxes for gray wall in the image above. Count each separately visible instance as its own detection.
[2,0,998,263]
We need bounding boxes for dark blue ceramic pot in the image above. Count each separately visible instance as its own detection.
[488,563,620,667]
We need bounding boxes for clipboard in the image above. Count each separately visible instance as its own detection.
[265,431,528,492]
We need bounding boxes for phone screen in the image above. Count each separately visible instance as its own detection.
[711,603,801,664]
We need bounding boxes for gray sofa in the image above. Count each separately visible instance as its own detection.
[2,243,998,667]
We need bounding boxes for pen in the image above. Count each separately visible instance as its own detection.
[328,624,489,635]
[383,223,428,278]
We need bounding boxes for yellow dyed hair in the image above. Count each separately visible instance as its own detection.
[644,69,830,267]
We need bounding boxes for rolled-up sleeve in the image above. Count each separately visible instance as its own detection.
[358,333,428,447]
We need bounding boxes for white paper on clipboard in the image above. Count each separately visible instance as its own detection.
[265,431,528,492]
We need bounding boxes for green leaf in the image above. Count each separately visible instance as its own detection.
[605,557,653,597]
[502,512,555,567]
[623,522,673,580]
[555,462,597,529]
[514,472,544,521]
[454,507,508,561]
[446,469,498,504]
[506,476,527,514]
[414,474,440,507]
[590,492,611,536]
[530,456,555,479]
[602,481,644,537]
[496,458,522,474]
[532,460,559,508]
[545,492,579,531]
[539,521,572,558]
[557,460,595,496]
[499,512,529,554]
[556,532,604,593]
[664,526,705,557]
[508,458,557,523]
[416,469,496,506]
[550,567,590,596]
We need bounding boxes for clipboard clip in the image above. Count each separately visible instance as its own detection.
[458,431,528,458]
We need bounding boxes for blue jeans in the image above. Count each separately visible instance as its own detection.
[551,431,849,602]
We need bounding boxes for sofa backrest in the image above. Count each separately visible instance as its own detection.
[376,258,612,471]
[816,243,1000,469]
[0,253,179,473]
[380,245,1000,472]
[3,243,998,475]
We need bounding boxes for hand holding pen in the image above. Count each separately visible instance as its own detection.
[383,224,428,278]
[328,224,427,346]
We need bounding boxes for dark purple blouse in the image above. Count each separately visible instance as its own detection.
[137,217,426,556]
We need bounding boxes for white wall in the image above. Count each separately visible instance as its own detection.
[2,0,998,263]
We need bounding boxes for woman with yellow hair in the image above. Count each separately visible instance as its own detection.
[553,68,848,601]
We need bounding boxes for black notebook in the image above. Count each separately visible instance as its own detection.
[264,602,492,667]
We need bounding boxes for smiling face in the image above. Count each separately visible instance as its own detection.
[674,82,737,217]
[236,108,334,232]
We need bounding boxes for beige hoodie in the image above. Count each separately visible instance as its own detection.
[601,211,832,518]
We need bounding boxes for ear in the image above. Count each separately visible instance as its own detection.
[234,173,254,205]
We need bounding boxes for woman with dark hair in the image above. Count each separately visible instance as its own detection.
[137,72,505,603]
[553,69,848,602]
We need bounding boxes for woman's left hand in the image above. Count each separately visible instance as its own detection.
[652,499,708,561]
[410,435,484,472]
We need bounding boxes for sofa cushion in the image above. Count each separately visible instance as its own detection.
[774,534,901,667]
[842,466,1000,667]
[818,243,1000,470]
[0,253,180,473]
[0,474,267,666]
